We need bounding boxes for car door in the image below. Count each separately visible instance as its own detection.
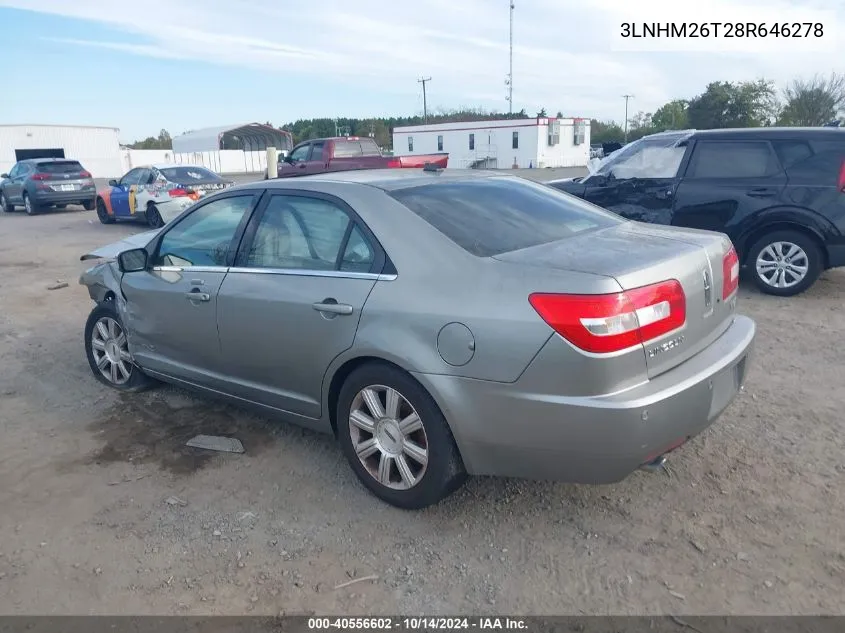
[127,167,154,216]
[4,163,24,201]
[581,141,688,224]
[216,191,383,417]
[111,168,144,217]
[278,143,311,177]
[671,140,787,239]
[304,141,328,174]
[119,192,260,385]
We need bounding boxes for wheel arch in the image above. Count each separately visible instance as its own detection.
[738,221,829,269]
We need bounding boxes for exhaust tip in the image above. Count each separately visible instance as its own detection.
[640,455,667,473]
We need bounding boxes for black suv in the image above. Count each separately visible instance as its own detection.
[549,128,845,296]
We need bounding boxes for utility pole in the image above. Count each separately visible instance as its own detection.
[418,77,432,123]
[622,94,634,143]
[506,0,514,114]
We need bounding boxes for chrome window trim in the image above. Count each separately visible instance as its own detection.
[227,266,396,281]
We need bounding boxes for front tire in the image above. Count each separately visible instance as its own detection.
[96,198,115,224]
[0,191,13,212]
[336,362,467,509]
[84,303,154,392]
[747,229,822,296]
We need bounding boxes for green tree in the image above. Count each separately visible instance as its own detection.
[590,120,625,145]
[779,73,845,126]
[687,80,778,129]
[651,100,689,131]
[536,108,547,117]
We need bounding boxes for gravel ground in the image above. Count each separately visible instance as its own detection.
[0,172,843,616]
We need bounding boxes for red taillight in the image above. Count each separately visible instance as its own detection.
[722,246,740,300]
[31,173,49,181]
[80,170,92,178]
[528,280,686,354]
[837,160,845,192]
[169,188,190,197]
[386,158,402,168]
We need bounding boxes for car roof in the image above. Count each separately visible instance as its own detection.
[690,127,845,140]
[246,168,511,192]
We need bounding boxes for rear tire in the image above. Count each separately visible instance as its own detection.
[146,203,164,228]
[23,193,38,215]
[84,302,155,392]
[0,191,13,212]
[336,362,467,509]
[96,198,115,224]
[82,199,95,211]
[747,229,823,297]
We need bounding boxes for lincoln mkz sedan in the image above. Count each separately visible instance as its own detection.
[79,169,755,509]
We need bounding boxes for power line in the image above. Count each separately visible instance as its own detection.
[418,77,432,123]
[622,94,634,143]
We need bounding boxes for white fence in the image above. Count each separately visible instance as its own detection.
[121,149,269,175]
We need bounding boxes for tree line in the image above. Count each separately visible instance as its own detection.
[129,73,844,150]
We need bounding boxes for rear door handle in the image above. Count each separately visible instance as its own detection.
[312,300,353,316]
[185,290,211,302]
[748,188,776,197]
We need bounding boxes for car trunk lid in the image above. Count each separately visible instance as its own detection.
[494,222,737,378]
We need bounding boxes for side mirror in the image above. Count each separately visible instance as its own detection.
[0,173,8,179]
[108,179,119,187]
[117,248,148,273]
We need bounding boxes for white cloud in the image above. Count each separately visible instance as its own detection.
[2,0,843,121]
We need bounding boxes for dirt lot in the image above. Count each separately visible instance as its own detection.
[0,179,843,616]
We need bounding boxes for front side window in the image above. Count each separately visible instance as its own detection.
[391,177,621,257]
[245,195,363,271]
[154,195,255,267]
[310,142,325,162]
[687,141,779,179]
[119,169,144,186]
[288,144,311,162]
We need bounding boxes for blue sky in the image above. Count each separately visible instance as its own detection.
[0,0,840,144]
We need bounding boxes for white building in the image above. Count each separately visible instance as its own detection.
[0,124,122,178]
[170,123,293,174]
[391,117,590,169]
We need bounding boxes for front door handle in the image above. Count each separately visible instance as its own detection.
[747,188,776,197]
[185,290,211,302]
[298,163,307,169]
[312,300,353,316]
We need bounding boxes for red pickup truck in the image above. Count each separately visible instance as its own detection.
[265,137,448,179]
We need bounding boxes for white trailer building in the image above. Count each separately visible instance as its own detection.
[391,117,590,169]
[0,124,122,178]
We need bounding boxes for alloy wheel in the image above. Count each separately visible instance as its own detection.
[348,385,429,490]
[755,241,809,289]
[24,195,33,215]
[90,316,133,385]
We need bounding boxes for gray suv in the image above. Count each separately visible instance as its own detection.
[1,158,97,215]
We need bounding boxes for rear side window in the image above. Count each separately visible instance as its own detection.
[36,161,84,174]
[686,141,780,179]
[159,166,221,182]
[774,139,845,183]
[333,141,364,158]
[358,138,382,156]
[390,178,621,257]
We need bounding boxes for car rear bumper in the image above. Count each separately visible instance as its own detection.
[415,314,756,484]
[32,190,96,205]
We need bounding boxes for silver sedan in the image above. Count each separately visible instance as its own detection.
[79,170,755,509]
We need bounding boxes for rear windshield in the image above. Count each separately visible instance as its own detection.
[333,139,382,158]
[158,166,222,182]
[36,161,84,173]
[390,177,622,257]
